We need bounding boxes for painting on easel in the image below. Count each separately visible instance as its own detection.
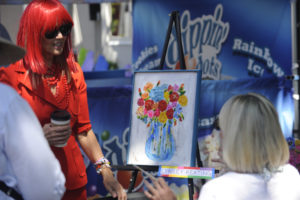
[127,70,201,167]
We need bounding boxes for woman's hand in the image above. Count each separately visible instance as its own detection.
[144,177,177,200]
[101,166,127,200]
[43,123,71,146]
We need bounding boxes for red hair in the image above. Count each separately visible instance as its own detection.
[17,0,77,75]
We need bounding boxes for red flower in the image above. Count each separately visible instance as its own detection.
[145,99,154,111]
[154,109,160,117]
[166,109,174,119]
[168,85,173,91]
[158,100,167,111]
[169,92,179,102]
[137,98,144,106]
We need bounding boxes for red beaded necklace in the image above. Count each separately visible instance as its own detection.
[43,65,70,109]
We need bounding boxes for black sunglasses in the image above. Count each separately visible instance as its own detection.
[45,23,72,39]
[213,116,220,131]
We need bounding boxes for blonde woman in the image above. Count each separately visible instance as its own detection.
[199,93,300,200]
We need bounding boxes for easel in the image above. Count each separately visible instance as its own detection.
[120,11,204,200]
[158,10,203,200]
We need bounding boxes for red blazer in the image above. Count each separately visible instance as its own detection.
[0,62,92,190]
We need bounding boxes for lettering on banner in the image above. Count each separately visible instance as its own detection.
[232,38,285,78]
[166,4,229,80]
[133,4,230,79]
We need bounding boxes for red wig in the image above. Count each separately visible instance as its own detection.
[17,0,77,74]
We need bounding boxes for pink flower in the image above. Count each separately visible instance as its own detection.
[154,109,160,117]
[148,110,154,118]
[173,84,179,92]
[171,101,177,108]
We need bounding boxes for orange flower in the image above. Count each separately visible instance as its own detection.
[141,92,149,99]
[153,102,159,110]
[143,82,154,91]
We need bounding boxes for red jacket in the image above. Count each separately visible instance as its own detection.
[0,62,92,190]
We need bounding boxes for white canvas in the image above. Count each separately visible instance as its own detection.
[127,71,200,166]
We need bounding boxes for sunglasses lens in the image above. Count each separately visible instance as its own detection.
[45,24,72,39]
[45,30,58,39]
[60,24,72,36]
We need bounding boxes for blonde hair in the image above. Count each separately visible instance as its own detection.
[219,93,289,173]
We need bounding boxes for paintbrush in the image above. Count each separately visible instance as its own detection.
[132,165,157,181]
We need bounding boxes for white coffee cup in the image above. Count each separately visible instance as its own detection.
[50,110,71,147]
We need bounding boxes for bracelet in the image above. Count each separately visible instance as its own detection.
[95,163,111,174]
[94,157,111,174]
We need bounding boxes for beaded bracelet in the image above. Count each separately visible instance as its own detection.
[94,157,111,174]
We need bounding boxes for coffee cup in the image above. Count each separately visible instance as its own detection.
[50,110,71,147]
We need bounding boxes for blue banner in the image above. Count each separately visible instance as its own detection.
[132,0,291,79]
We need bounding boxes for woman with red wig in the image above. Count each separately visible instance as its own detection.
[0,0,126,199]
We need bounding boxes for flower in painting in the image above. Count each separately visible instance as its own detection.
[137,98,144,106]
[169,92,179,102]
[166,109,174,119]
[158,111,168,124]
[178,95,188,106]
[149,85,167,102]
[173,84,179,92]
[158,100,168,111]
[164,91,170,101]
[147,110,154,118]
[141,92,149,99]
[136,80,188,127]
[174,104,183,118]
[136,106,144,116]
[144,82,154,91]
[145,99,154,111]
[153,102,158,111]
[154,109,160,117]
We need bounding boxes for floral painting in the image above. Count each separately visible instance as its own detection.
[136,81,188,161]
[127,71,201,166]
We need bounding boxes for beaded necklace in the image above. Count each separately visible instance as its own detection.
[43,65,70,109]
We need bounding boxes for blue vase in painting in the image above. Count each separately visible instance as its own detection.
[145,120,175,161]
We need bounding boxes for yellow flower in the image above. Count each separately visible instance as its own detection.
[158,111,168,124]
[143,82,154,91]
[141,92,149,99]
[164,91,170,101]
[178,95,188,106]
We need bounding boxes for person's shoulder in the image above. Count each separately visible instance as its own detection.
[280,164,300,177]
[203,171,252,189]
[203,172,234,187]
[0,83,19,96]
[0,83,21,108]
